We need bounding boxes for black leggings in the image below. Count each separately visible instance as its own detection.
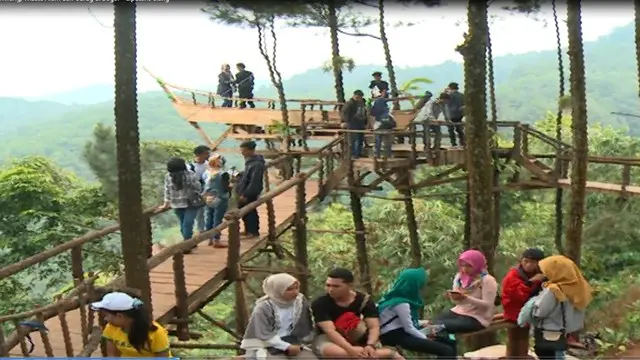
[433,310,484,334]
[380,328,456,359]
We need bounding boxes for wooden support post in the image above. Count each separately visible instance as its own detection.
[301,104,309,151]
[294,180,309,295]
[401,174,421,267]
[172,252,190,341]
[263,171,277,245]
[0,324,7,357]
[56,306,74,357]
[36,311,54,357]
[522,125,530,155]
[226,213,250,345]
[144,215,153,259]
[409,123,417,168]
[71,245,89,346]
[347,158,372,293]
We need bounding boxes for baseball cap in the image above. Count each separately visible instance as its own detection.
[90,292,142,311]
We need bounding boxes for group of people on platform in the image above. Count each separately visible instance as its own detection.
[218,63,257,109]
[342,72,467,159]
[162,140,266,251]
[88,248,592,360]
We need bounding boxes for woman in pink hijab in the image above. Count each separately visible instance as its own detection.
[432,249,498,334]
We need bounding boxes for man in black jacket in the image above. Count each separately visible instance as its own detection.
[341,90,368,159]
[235,63,255,109]
[236,141,265,238]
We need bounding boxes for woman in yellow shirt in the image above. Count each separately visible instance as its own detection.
[91,291,171,357]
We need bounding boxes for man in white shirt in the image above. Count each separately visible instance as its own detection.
[414,92,450,136]
[188,145,210,234]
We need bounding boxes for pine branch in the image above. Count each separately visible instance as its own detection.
[336,28,381,40]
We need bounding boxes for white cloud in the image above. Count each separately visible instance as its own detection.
[0,2,632,97]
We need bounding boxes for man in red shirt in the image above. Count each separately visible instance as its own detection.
[501,248,546,358]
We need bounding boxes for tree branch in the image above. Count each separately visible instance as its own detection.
[352,0,378,8]
[336,28,381,40]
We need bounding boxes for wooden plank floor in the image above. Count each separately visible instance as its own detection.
[17,181,319,357]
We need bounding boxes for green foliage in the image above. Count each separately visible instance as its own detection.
[322,56,356,74]
[0,157,121,313]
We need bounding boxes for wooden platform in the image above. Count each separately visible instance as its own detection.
[18,181,319,357]
[172,101,415,128]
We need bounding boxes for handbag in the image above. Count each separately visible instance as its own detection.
[534,302,567,352]
[341,294,371,345]
[186,178,205,208]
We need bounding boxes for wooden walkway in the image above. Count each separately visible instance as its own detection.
[18,181,319,357]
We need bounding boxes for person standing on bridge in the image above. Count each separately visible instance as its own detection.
[237,141,265,239]
[341,90,368,159]
[91,291,171,357]
[235,62,256,109]
[188,145,211,236]
[446,82,465,147]
[163,157,203,254]
[203,153,230,248]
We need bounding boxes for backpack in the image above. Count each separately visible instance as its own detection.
[188,163,206,187]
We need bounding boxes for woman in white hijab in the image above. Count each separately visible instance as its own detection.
[241,273,317,360]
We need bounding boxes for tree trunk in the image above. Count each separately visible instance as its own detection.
[377,0,399,110]
[256,20,290,152]
[327,0,346,105]
[552,0,566,255]
[565,0,588,265]
[113,0,152,314]
[635,0,640,98]
[460,0,494,268]
[401,176,421,267]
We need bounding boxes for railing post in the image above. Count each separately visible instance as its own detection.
[143,214,153,259]
[263,171,277,245]
[0,324,7,357]
[523,130,529,155]
[622,164,631,198]
[317,152,325,198]
[226,213,249,351]
[172,251,189,341]
[294,179,309,295]
[433,122,442,165]
[409,124,417,168]
[513,125,522,157]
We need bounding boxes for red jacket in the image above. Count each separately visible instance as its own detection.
[501,267,542,322]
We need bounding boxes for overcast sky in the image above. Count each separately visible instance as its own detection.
[0,2,633,97]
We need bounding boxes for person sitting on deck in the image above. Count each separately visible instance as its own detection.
[341,90,368,159]
[518,255,593,360]
[311,268,404,360]
[501,248,546,358]
[432,249,498,336]
[241,273,317,360]
[203,153,230,248]
[235,63,256,109]
[370,91,396,158]
[91,292,171,358]
[218,63,235,108]
[236,141,266,239]
[378,268,456,359]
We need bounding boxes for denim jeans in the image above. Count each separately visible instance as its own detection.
[195,207,205,232]
[374,120,395,157]
[173,207,200,241]
[205,198,229,241]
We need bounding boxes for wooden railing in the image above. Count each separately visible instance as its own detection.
[0,148,342,357]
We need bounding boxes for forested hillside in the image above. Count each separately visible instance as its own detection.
[0,22,637,179]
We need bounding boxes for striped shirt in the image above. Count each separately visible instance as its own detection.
[164,171,202,209]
